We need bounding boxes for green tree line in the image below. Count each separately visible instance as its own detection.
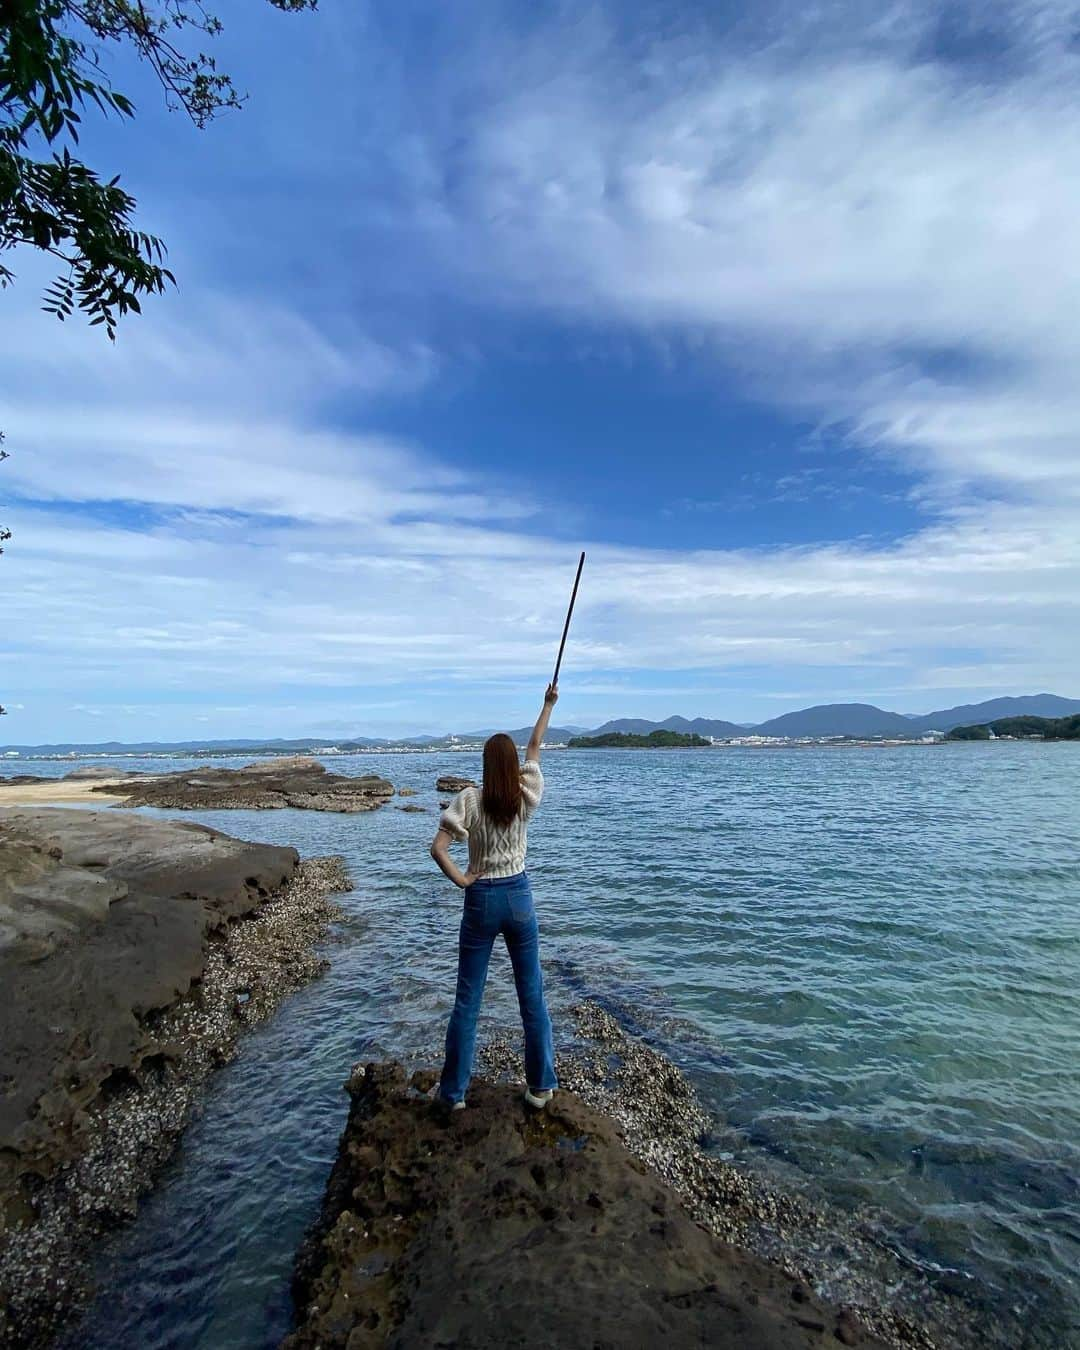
[947,714,1080,741]
[568,730,712,749]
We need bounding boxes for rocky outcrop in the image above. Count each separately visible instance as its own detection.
[0,807,298,1209]
[434,774,477,793]
[0,807,349,1347]
[63,766,142,781]
[285,1064,888,1350]
[0,767,142,786]
[96,756,394,812]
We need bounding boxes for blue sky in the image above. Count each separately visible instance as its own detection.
[3,0,1080,741]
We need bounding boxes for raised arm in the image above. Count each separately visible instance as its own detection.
[525,683,559,763]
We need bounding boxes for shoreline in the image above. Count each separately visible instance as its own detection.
[0,758,396,812]
[0,853,350,1349]
[0,790,1058,1347]
[0,779,133,805]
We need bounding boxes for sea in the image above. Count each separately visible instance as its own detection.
[9,743,1078,1348]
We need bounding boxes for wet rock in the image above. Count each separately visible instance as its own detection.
[479,1006,960,1350]
[284,1064,890,1350]
[396,804,427,813]
[0,805,350,1348]
[396,787,417,797]
[408,1067,439,1095]
[435,774,477,793]
[0,807,298,1209]
[837,1312,865,1346]
[97,756,394,813]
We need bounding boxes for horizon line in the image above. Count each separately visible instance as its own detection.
[2,691,1077,752]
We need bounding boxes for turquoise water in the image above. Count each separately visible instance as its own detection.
[15,744,1079,1347]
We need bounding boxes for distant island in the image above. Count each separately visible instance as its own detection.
[568,730,711,748]
[947,714,1080,741]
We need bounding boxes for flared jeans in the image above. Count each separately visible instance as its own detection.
[438,872,557,1105]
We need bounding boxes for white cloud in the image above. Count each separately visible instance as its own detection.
[5,482,1078,724]
[0,292,520,529]
[0,275,437,413]
[4,410,530,526]
[396,12,1080,505]
[5,3,1080,738]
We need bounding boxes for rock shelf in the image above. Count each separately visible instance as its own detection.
[94,756,394,812]
[284,1062,891,1350]
[0,807,350,1347]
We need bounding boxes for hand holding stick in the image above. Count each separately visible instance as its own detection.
[526,557,583,760]
[552,551,585,689]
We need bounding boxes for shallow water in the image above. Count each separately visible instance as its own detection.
[15,744,1079,1348]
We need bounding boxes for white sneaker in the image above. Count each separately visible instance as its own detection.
[430,1084,466,1111]
[524,1087,554,1109]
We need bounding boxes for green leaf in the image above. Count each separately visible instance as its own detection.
[2,0,315,338]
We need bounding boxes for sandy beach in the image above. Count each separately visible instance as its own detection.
[0,779,131,805]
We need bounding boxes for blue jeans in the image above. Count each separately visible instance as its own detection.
[439,872,557,1105]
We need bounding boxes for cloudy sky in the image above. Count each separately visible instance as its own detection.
[3,0,1080,741]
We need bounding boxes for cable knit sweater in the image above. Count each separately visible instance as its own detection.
[438,760,544,879]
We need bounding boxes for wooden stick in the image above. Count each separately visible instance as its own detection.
[552,552,586,687]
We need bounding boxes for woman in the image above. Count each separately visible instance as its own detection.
[429,683,560,1111]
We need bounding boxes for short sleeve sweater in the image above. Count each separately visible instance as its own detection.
[438,760,544,879]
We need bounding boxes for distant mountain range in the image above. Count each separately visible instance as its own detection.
[591,694,1080,739]
[747,694,1080,737]
[749,703,917,738]
[5,695,1080,756]
[0,728,587,755]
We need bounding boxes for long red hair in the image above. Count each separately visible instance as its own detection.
[482,733,523,827]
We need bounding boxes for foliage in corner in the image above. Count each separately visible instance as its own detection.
[1,0,315,338]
